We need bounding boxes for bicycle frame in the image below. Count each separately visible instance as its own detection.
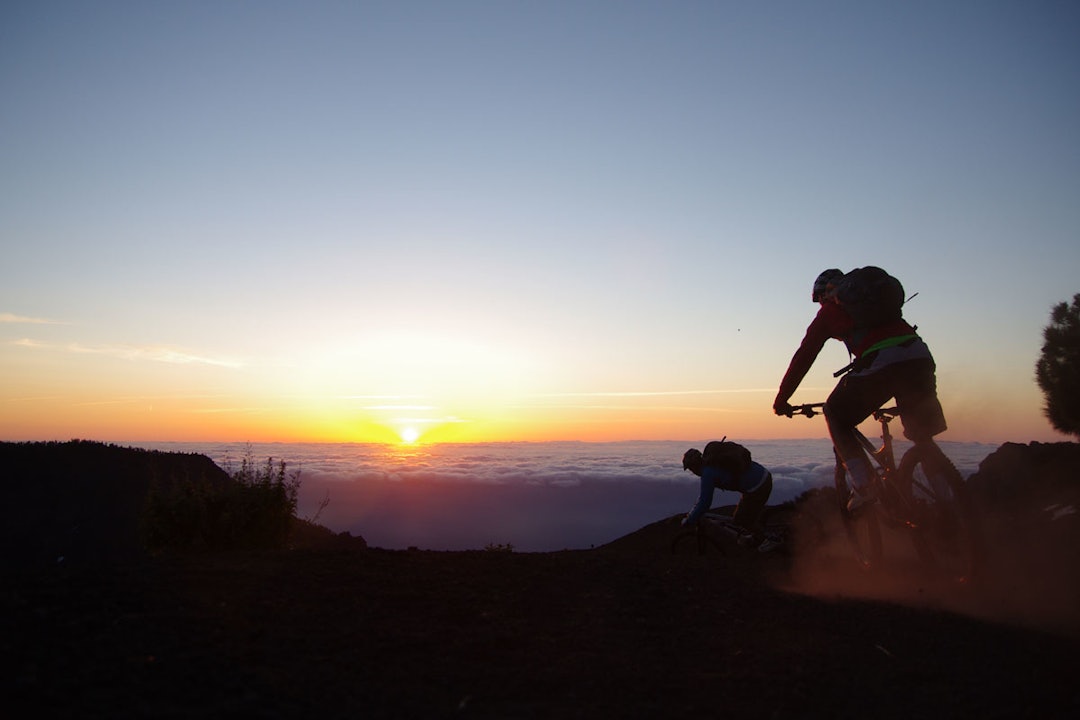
[786,402,978,577]
[678,512,753,556]
[857,407,899,476]
[854,409,924,530]
[791,403,902,491]
[670,509,796,556]
[702,512,755,542]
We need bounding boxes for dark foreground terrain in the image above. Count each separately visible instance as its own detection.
[3,441,1079,718]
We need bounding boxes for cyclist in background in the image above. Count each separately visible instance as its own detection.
[681,444,777,551]
[772,268,948,514]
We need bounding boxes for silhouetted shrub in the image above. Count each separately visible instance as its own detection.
[1035,293,1080,439]
[143,450,301,552]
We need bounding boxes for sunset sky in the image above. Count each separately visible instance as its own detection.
[2,1,1078,445]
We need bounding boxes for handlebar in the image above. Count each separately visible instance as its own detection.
[783,403,900,421]
[785,403,824,418]
[873,406,900,421]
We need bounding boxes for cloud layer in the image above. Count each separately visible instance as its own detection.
[141,439,992,552]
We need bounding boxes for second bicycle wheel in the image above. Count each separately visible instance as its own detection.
[834,456,883,569]
[760,503,827,555]
[898,443,982,581]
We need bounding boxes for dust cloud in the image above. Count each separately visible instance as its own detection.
[776,507,1080,638]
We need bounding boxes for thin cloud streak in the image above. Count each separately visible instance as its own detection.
[189,407,272,415]
[337,395,429,401]
[3,395,68,404]
[72,395,238,408]
[511,404,743,413]
[531,389,778,398]
[392,416,466,426]
[12,339,243,368]
[0,313,65,324]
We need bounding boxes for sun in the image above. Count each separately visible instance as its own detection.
[399,426,421,444]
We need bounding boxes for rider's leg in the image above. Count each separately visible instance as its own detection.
[825,372,892,495]
[893,358,952,499]
[732,472,773,544]
[892,357,947,441]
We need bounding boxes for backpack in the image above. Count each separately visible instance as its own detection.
[701,437,752,477]
[832,266,905,330]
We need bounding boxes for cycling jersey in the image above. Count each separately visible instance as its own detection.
[776,301,917,406]
[775,291,947,485]
[684,461,770,526]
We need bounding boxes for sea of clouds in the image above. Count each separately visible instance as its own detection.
[138,439,996,552]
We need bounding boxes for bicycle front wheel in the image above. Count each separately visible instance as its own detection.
[834,454,883,569]
[898,443,982,581]
[670,525,726,556]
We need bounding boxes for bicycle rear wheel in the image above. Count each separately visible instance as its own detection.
[834,455,883,569]
[898,443,982,581]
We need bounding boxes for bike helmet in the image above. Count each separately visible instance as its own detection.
[682,448,703,472]
[812,268,844,302]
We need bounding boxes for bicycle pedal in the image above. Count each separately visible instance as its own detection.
[757,538,782,553]
[846,491,877,515]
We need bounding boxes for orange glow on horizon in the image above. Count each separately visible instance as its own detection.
[0,383,1068,446]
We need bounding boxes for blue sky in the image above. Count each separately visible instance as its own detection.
[2,1,1078,443]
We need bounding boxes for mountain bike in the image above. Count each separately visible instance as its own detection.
[670,503,825,557]
[786,403,981,580]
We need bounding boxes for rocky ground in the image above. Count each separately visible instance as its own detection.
[3,441,1079,718]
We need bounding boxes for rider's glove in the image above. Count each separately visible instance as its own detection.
[773,399,793,417]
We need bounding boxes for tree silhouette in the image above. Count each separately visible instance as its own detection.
[1035,293,1080,439]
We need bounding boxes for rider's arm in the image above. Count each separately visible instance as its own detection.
[684,468,725,526]
[774,304,846,410]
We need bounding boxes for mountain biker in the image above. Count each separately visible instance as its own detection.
[681,446,778,551]
[772,268,947,514]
